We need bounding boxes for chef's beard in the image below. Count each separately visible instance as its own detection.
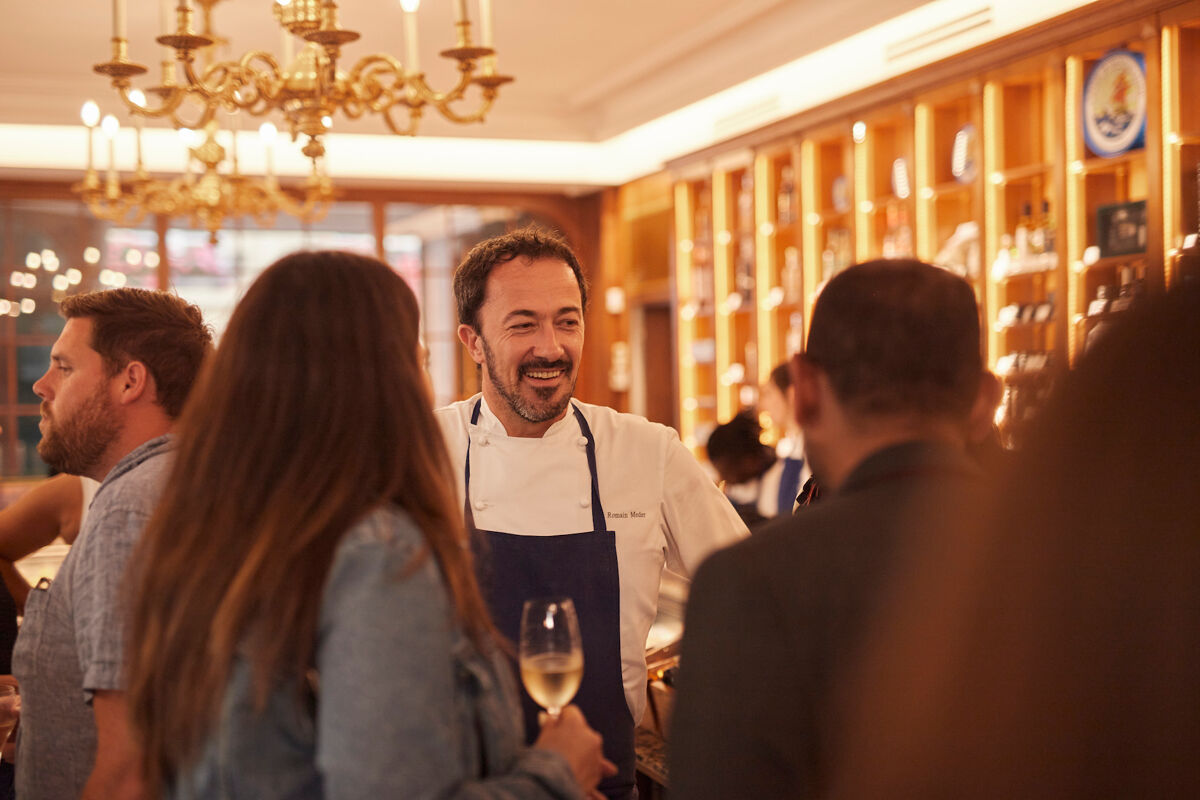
[37,381,121,477]
[481,336,576,425]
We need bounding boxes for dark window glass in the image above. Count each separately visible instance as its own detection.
[16,415,49,478]
[17,346,51,404]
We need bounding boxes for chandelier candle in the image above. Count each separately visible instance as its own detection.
[113,0,126,41]
[402,0,420,75]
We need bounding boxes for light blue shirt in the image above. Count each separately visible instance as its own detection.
[169,505,579,800]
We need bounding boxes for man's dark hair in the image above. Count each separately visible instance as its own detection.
[61,288,213,419]
[454,226,589,330]
[705,410,771,465]
[769,362,792,392]
[804,259,981,420]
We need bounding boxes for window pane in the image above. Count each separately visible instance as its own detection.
[381,204,546,406]
[105,228,160,289]
[16,415,49,478]
[168,202,376,338]
[17,346,51,404]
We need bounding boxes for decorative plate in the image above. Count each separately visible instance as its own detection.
[1082,50,1147,158]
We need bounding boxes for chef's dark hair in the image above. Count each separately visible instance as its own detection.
[803,258,982,420]
[454,226,589,331]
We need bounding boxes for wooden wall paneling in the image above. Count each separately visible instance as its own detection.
[914,100,937,261]
[1161,5,1200,284]
[597,186,627,413]
[753,151,778,388]
[1065,19,1163,364]
[673,180,702,452]
[710,168,736,422]
[799,138,821,334]
[753,139,804,386]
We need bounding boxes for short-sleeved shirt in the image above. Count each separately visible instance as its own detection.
[12,436,173,800]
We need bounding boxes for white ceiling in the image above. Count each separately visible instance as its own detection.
[2,0,929,142]
[1,0,1095,188]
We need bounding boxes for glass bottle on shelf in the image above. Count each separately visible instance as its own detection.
[1039,200,1056,261]
[737,236,755,303]
[785,312,804,355]
[821,242,837,282]
[1014,203,1034,264]
[777,165,795,226]
[882,202,899,258]
[693,186,713,311]
[737,173,754,234]
[782,246,802,303]
[895,204,914,257]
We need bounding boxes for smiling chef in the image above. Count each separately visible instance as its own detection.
[436,227,748,800]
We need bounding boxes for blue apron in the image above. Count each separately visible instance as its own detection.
[776,456,805,516]
[465,400,636,800]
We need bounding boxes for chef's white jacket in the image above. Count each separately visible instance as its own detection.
[435,394,750,723]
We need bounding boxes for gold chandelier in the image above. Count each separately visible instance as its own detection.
[74,97,334,244]
[93,0,513,160]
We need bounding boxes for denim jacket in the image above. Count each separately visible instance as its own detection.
[169,505,579,800]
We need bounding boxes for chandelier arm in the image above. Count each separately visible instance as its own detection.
[233,51,286,110]
[342,54,408,119]
[431,87,499,125]
[115,83,188,121]
[178,51,274,111]
[407,65,475,108]
[166,96,219,132]
[378,104,422,136]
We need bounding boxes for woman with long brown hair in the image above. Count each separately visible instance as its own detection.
[126,251,610,799]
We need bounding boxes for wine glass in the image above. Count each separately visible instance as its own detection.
[519,597,584,721]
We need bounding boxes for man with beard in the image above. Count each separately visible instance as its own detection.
[437,228,747,800]
[13,289,211,800]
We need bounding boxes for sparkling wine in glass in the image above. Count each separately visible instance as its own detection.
[519,597,583,720]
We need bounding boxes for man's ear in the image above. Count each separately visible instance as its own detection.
[114,361,153,406]
[791,354,823,428]
[457,324,486,366]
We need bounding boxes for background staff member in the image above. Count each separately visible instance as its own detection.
[437,228,748,800]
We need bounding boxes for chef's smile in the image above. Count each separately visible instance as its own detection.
[522,364,568,382]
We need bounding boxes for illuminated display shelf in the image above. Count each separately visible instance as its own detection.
[667,1,1197,450]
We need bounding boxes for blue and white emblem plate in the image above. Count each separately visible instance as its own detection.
[1083,50,1147,158]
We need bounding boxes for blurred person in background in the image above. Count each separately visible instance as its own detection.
[0,473,98,613]
[704,411,776,529]
[127,251,612,800]
[669,259,998,800]
[757,362,812,516]
[830,283,1200,799]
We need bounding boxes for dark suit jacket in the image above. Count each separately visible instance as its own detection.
[668,441,983,800]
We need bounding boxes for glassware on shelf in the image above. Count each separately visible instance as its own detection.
[737,172,754,234]
[782,246,802,303]
[882,202,899,258]
[737,235,755,303]
[785,312,804,356]
[894,204,914,257]
[777,165,796,225]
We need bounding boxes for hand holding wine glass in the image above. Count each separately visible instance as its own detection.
[519,597,583,720]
